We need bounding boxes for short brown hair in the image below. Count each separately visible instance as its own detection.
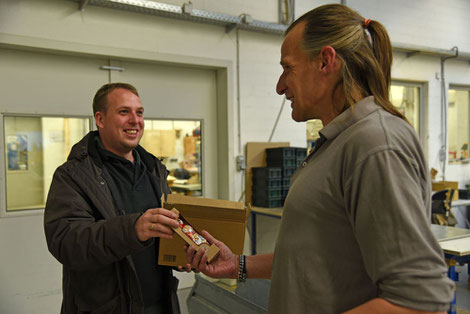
[287,4,407,122]
[92,83,139,114]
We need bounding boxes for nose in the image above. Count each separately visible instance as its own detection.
[276,72,286,95]
[128,111,138,124]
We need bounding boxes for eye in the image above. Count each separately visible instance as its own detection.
[137,110,144,116]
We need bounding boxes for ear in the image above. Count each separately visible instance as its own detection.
[319,46,338,73]
[94,111,104,129]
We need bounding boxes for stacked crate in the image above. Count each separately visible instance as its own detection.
[251,147,308,208]
[252,167,282,208]
[295,148,307,167]
[266,147,308,205]
[266,147,296,206]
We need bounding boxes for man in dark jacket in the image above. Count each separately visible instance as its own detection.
[44,83,181,314]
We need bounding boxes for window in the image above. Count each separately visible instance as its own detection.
[4,116,91,211]
[307,83,423,150]
[448,87,470,163]
[140,119,202,196]
[390,82,422,135]
[306,119,323,153]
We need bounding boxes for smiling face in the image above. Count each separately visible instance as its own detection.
[94,88,144,161]
[276,22,337,124]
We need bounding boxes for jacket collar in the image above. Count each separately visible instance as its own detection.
[68,131,161,176]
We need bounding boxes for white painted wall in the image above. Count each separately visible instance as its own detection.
[348,0,470,52]
[0,214,62,314]
[1,0,470,312]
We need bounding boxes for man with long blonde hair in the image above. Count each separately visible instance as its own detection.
[186,4,453,313]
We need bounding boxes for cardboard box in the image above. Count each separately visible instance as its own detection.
[169,207,220,263]
[432,181,459,201]
[158,194,250,266]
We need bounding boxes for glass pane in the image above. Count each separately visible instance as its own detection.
[306,119,323,154]
[306,85,421,150]
[4,116,90,211]
[448,89,470,162]
[141,119,202,196]
[390,84,420,134]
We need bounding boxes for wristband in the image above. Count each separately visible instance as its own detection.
[237,255,247,282]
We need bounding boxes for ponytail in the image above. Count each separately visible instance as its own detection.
[287,4,409,123]
[366,20,408,122]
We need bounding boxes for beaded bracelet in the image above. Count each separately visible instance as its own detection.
[237,254,247,282]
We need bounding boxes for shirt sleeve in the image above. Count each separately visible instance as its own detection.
[344,147,454,311]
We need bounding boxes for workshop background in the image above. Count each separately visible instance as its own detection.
[0,0,469,313]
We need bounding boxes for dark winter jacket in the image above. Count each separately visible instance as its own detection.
[44,131,180,314]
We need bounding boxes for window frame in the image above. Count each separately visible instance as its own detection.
[141,117,205,197]
[1,113,93,217]
[390,80,425,141]
[306,81,426,154]
[448,84,470,164]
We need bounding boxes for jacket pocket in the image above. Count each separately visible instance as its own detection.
[89,294,120,314]
[72,265,121,313]
[77,295,121,314]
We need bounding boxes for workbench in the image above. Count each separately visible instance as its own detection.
[170,183,201,196]
[452,199,470,208]
[452,199,470,229]
[250,206,282,255]
[430,224,470,314]
[186,274,269,313]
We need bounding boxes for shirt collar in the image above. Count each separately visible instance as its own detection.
[319,96,380,141]
[95,135,140,166]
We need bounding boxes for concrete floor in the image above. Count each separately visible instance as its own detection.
[177,287,191,314]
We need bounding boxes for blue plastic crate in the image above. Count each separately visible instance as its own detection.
[252,178,282,189]
[252,167,282,180]
[253,188,282,199]
[267,157,296,168]
[295,147,307,158]
[253,198,283,208]
[266,147,295,159]
[282,177,290,188]
[282,167,296,178]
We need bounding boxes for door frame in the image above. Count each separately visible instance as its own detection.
[0,35,235,217]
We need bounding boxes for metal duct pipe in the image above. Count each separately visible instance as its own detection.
[70,0,470,62]
[235,28,241,154]
[278,0,295,25]
[70,0,288,35]
[393,42,470,61]
[287,0,295,24]
[439,46,459,180]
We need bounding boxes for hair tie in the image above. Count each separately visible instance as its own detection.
[363,19,373,47]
